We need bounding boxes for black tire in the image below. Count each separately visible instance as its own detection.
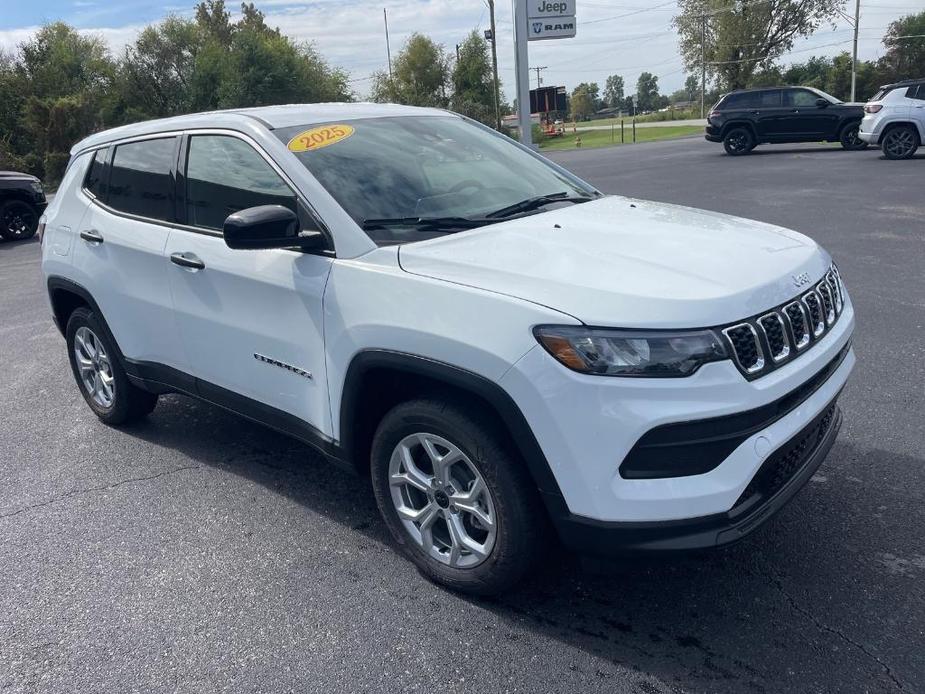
[0,200,39,241]
[839,122,868,150]
[881,125,919,160]
[65,307,158,425]
[723,127,755,156]
[370,398,545,596]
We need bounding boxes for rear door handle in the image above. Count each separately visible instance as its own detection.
[170,252,205,271]
[80,229,104,245]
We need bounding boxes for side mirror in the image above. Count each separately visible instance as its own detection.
[223,205,326,252]
[815,98,829,108]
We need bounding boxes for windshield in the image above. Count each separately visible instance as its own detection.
[276,115,597,245]
[810,87,843,104]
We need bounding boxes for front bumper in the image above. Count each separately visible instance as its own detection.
[551,398,841,554]
[499,298,855,550]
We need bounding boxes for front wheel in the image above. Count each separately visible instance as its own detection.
[839,123,868,150]
[0,200,39,241]
[371,399,545,595]
[881,125,919,160]
[723,127,755,156]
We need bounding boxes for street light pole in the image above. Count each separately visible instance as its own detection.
[851,0,861,102]
[700,10,706,119]
[383,8,393,81]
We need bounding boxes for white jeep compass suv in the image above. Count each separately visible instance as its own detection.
[41,104,855,594]
[859,78,925,159]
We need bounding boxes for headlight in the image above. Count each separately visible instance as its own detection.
[534,325,728,377]
[30,181,44,194]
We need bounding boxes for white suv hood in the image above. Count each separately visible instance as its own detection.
[398,196,831,328]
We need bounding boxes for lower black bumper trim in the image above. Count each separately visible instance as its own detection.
[550,401,842,556]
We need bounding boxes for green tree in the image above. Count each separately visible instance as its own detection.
[635,72,661,112]
[684,74,701,102]
[603,74,624,108]
[569,83,595,120]
[115,17,200,121]
[879,11,925,83]
[14,23,116,182]
[451,30,496,125]
[371,33,449,107]
[673,0,845,90]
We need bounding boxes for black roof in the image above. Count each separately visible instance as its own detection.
[723,85,820,94]
[880,77,925,89]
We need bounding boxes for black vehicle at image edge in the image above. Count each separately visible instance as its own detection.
[0,171,47,241]
[705,86,867,155]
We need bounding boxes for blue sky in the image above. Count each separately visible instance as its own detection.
[1,1,922,98]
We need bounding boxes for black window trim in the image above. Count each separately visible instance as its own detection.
[78,128,334,256]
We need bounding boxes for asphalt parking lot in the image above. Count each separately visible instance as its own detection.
[2,137,923,693]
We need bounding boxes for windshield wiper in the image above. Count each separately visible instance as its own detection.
[361,216,490,232]
[484,191,594,219]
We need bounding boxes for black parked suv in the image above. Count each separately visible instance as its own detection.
[0,171,47,241]
[705,86,866,155]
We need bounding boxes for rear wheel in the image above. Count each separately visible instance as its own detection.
[0,200,39,241]
[723,127,754,156]
[881,125,919,160]
[371,399,545,595]
[66,307,158,424]
[839,122,868,150]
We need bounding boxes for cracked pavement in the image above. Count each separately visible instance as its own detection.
[1,139,923,693]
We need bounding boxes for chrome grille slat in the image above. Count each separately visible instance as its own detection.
[816,281,836,325]
[722,263,846,379]
[783,301,811,350]
[757,312,790,362]
[723,324,765,374]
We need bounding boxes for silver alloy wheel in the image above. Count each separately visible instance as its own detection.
[389,432,497,569]
[883,128,916,158]
[74,326,116,408]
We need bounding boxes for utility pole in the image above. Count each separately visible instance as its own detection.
[383,8,393,81]
[532,66,548,88]
[851,0,861,102]
[700,9,706,119]
[487,0,502,130]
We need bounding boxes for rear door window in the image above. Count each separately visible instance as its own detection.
[108,137,177,222]
[906,84,924,100]
[83,147,111,201]
[721,92,758,109]
[184,135,297,231]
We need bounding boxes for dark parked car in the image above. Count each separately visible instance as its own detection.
[1,171,47,241]
[705,86,867,155]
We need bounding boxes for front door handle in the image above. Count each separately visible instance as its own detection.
[170,252,205,271]
[80,229,104,245]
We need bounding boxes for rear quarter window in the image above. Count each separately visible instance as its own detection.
[83,147,111,201]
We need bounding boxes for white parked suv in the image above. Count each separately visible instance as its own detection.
[859,78,925,159]
[41,104,855,594]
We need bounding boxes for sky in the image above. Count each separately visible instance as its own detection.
[0,0,922,99]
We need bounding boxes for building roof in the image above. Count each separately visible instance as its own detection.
[72,102,450,154]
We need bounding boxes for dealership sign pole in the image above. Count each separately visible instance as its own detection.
[515,0,576,147]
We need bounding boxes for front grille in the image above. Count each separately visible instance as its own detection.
[721,262,846,379]
[734,401,838,508]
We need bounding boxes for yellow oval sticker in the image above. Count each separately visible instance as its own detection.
[288,124,355,152]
